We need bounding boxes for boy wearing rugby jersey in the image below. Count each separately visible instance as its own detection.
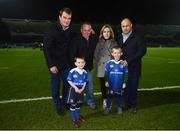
[104,46,128,115]
[67,56,88,128]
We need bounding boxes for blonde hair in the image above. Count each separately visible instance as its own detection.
[99,24,115,39]
[111,45,122,53]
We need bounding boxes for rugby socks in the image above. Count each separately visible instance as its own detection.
[70,104,76,121]
[76,104,80,119]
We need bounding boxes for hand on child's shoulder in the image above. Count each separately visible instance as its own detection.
[105,81,109,87]
[122,83,126,89]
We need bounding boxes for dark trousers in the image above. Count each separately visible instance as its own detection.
[99,77,107,99]
[50,68,70,110]
[124,77,139,108]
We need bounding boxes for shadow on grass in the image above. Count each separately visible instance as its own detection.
[138,89,180,109]
[83,89,180,118]
[81,96,106,119]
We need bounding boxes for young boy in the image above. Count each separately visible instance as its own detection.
[103,46,128,115]
[67,56,88,128]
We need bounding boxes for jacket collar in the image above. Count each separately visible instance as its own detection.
[56,21,71,32]
[120,30,134,45]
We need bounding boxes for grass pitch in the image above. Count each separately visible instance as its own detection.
[0,48,180,129]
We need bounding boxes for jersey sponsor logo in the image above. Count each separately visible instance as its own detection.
[110,72,123,74]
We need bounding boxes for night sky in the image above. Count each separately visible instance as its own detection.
[0,0,180,25]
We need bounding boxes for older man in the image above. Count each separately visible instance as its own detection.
[69,22,98,109]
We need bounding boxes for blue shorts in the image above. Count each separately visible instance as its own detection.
[67,87,84,104]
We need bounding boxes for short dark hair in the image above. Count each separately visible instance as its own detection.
[59,7,72,16]
[74,55,85,62]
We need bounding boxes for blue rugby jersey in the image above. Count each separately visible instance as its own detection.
[105,59,128,92]
[67,68,88,89]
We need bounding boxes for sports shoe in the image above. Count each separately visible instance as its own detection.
[103,99,107,109]
[117,107,122,115]
[122,105,130,111]
[103,108,110,115]
[129,107,137,113]
[72,120,79,128]
[78,115,86,123]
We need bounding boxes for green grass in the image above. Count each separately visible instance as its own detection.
[0,48,50,100]
[140,47,180,88]
[0,48,180,129]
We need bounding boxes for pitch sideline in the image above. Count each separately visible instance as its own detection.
[0,85,180,104]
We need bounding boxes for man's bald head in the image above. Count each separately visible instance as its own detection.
[121,18,133,34]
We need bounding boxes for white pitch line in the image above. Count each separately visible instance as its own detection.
[0,97,52,104]
[0,85,180,104]
[147,57,178,61]
[145,57,180,63]
[138,85,180,91]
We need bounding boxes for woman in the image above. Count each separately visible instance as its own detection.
[94,24,117,109]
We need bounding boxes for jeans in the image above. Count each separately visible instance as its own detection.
[50,68,69,110]
[84,70,95,105]
[124,77,139,108]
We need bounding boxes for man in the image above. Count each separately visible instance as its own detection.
[43,7,76,116]
[69,22,97,109]
[117,18,147,113]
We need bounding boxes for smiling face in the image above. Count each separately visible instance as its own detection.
[121,18,132,34]
[111,48,122,61]
[99,24,114,40]
[59,11,72,29]
[102,27,111,40]
[81,23,92,39]
[75,58,86,69]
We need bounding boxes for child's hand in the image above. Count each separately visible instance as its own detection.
[78,88,83,94]
[122,83,126,89]
[105,81,109,87]
[123,60,128,66]
[91,28,95,34]
[75,87,80,93]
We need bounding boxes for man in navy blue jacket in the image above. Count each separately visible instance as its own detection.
[43,7,76,116]
[117,18,147,113]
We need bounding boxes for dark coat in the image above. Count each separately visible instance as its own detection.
[69,33,98,71]
[117,30,147,77]
[43,21,76,70]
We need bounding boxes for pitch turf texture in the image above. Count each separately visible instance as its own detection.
[0,48,180,130]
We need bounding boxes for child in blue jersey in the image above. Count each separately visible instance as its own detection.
[103,46,128,115]
[67,56,88,128]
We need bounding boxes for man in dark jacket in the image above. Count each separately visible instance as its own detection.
[69,22,98,109]
[117,18,147,113]
[43,7,76,116]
